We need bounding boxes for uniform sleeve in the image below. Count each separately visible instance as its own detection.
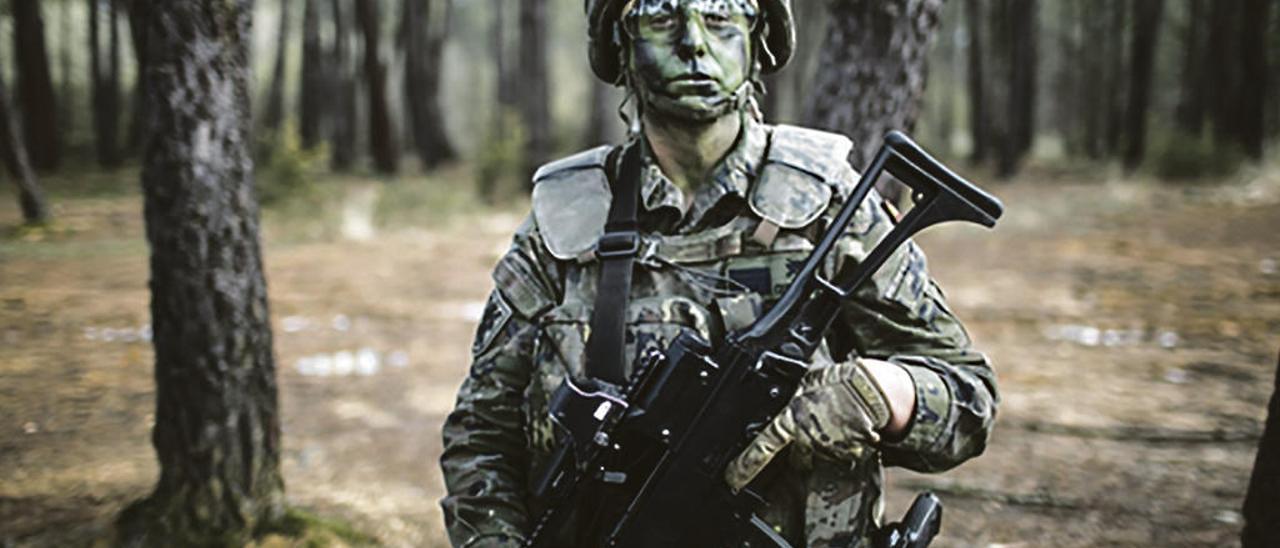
[440,218,561,547]
[827,189,999,473]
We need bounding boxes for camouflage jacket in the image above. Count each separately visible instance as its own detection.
[440,117,998,548]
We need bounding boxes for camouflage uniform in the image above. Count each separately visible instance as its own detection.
[440,115,998,547]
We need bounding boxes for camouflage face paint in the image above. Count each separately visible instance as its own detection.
[624,0,757,122]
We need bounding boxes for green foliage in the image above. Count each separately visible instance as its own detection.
[257,123,326,206]
[1151,131,1244,181]
[474,109,529,204]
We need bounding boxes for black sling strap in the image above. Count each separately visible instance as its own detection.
[584,143,644,386]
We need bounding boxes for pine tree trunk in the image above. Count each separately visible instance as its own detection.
[1122,0,1164,171]
[1208,1,1245,154]
[1103,1,1127,158]
[1080,0,1106,159]
[125,0,150,155]
[964,0,986,164]
[1007,0,1036,165]
[262,0,293,132]
[1243,351,1280,547]
[494,0,514,113]
[106,0,122,166]
[89,0,121,168]
[519,0,552,186]
[329,0,357,171]
[114,1,285,543]
[59,1,76,147]
[804,0,945,176]
[1237,0,1270,159]
[0,71,51,224]
[356,0,399,174]
[1176,0,1207,137]
[14,0,61,171]
[402,0,456,169]
[299,0,325,148]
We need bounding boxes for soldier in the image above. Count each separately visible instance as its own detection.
[440,0,998,546]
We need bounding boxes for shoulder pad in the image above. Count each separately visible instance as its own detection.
[531,146,613,260]
[750,125,855,229]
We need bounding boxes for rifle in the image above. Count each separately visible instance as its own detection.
[525,131,1003,547]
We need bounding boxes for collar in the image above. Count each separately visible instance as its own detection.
[628,113,770,233]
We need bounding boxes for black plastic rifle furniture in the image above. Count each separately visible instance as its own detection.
[525,131,1004,548]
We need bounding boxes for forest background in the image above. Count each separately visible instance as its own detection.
[2,0,1280,547]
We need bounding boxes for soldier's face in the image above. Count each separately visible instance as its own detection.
[625,0,757,122]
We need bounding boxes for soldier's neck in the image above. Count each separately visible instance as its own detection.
[642,111,742,192]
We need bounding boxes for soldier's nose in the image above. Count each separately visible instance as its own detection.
[676,18,709,59]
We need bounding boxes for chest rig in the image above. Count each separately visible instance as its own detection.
[529,125,855,384]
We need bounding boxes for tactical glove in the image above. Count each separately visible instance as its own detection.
[724,359,894,492]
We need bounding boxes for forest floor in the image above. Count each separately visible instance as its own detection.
[2,161,1279,547]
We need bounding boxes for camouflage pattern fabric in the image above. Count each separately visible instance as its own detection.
[440,115,999,548]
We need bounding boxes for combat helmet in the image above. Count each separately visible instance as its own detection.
[585,0,795,84]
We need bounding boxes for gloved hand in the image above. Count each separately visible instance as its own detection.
[724,359,894,492]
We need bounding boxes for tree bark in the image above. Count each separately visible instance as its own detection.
[329,0,357,171]
[1122,0,1164,171]
[964,0,986,164]
[0,69,51,224]
[262,0,293,132]
[299,0,325,149]
[356,0,400,174]
[1243,351,1280,547]
[114,1,285,543]
[402,0,456,169]
[13,0,61,171]
[804,0,945,178]
[519,0,553,186]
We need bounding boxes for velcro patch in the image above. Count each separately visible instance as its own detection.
[472,292,514,356]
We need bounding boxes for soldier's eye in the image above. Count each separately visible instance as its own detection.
[648,13,676,30]
[703,12,732,28]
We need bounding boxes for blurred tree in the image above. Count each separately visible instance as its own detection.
[329,0,357,170]
[89,0,122,168]
[965,0,987,164]
[1236,0,1270,159]
[585,79,616,148]
[1122,0,1165,171]
[357,0,400,174]
[13,0,61,171]
[1103,2,1126,158]
[1242,351,1280,547]
[262,0,294,132]
[300,0,326,149]
[805,0,945,187]
[1207,2,1242,154]
[402,0,456,169]
[1176,0,1208,137]
[967,0,1036,177]
[58,0,76,147]
[0,68,51,225]
[114,0,285,544]
[494,0,515,113]
[519,0,552,186]
[125,0,150,155]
